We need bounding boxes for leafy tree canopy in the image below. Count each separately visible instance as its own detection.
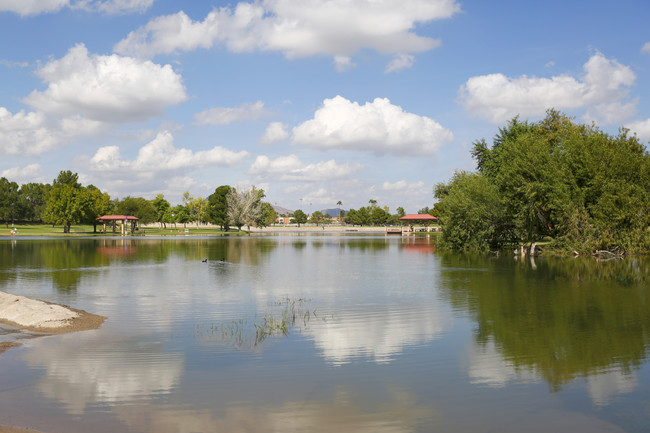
[436,110,650,253]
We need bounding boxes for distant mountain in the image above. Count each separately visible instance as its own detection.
[321,208,346,217]
[272,205,293,216]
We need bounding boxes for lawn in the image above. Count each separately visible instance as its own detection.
[1,223,237,237]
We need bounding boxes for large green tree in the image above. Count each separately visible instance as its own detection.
[43,171,85,233]
[208,185,232,230]
[291,209,308,227]
[115,196,157,224]
[0,177,19,228]
[256,202,277,228]
[152,193,171,228]
[18,182,50,222]
[437,110,650,253]
[81,185,112,232]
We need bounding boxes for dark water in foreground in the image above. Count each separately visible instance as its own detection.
[0,235,649,433]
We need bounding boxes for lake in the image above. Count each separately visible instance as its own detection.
[0,234,649,433]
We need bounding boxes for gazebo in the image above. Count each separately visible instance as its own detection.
[97,215,139,235]
[399,214,439,233]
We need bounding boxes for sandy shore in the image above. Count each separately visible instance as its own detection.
[0,291,106,335]
[0,292,106,433]
[0,426,43,433]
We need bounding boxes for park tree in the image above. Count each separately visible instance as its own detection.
[43,171,86,233]
[435,171,514,251]
[370,206,389,225]
[256,202,277,228]
[208,185,232,230]
[437,110,650,253]
[152,194,171,228]
[0,177,20,228]
[171,204,189,228]
[115,196,157,224]
[291,209,308,227]
[226,186,263,231]
[309,210,329,225]
[81,185,112,232]
[18,182,50,222]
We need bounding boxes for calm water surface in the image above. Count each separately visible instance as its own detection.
[0,235,649,433]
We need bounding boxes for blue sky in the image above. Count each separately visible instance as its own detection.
[1,0,649,213]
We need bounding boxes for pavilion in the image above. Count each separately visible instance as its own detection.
[97,215,139,235]
[399,214,439,233]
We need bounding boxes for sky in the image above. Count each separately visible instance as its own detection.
[1,0,649,213]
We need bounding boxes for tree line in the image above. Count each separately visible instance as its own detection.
[0,171,278,232]
[433,110,650,254]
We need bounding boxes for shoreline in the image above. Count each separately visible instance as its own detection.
[0,291,106,347]
[0,292,106,433]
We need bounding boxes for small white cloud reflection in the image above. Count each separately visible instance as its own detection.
[23,334,184,415]
[467,339,539,387]
[467,339,639,406]
[586,370,637,406]
[306,305,448,365]
[112,388,435,433]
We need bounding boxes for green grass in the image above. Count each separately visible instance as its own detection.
[1,223,239,237]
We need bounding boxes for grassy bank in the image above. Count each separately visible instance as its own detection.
[0,223,237,237]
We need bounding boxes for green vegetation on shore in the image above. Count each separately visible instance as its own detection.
[1,223,238,237]
[434,110,650,254]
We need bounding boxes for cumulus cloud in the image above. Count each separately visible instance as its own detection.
[0,106,111,156]
[0,0,153,16]
[385,53,415,73]
[249,154,363,182]
[194,101,267,125]
[0,107,62,155]
[1,164,45,183]
[89,131,250,179]
[259,122,289,144]
[0,0,69,15]
[24,43,186,123]
[459,52,636,124]
[625,118,650,142]
[114,0,460,70]
[642,42,650,55]
[382,180,426,192]
[291,95,454,156]
[333,56,356,72]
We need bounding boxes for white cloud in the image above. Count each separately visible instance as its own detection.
[0,0,153,16]
[77,0,154,15]
[291,95,454,156]
[90,131,250,174]
[459,52,636,124]
[1,164,45,183]
[382,180,426,192]
[0,0,153,15]
[642,42,650,55]
[0,107,63,155]
[259,122,289,144]
[24,43,186,123]
[114,0,460,70]
[0,59,29,68]
[0,0,69,15]
[194,101,267,125]
[625,118,650,142]
[333,56,356,72]
[0,106,110,156]
[250,154,363,182]
[385,53,415,73]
